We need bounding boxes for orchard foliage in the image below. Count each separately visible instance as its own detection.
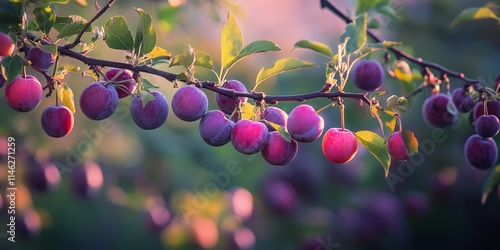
[0,0,499,214]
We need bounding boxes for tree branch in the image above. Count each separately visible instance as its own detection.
[320,0,481,87]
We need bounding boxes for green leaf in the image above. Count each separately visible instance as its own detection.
[293,40,333,57]
[369,91,388,99]
[170,49,213,70]
[142,78,159,89]
[371,106,396,139]
[354,130,391,177]
[226,40,281,70]
[255,57,316,87]
[192,50,213,70]
[450,7,500,28]
[401,129,418,156]
[0,1,23,34]
[481,165,500,204]
[221,12,243,69]
[356,0,388,14]
[56,15,89,39]
[363,41,401,51]
[386,95,399,107]
[393,60,412,84]
[386,95,409,115]
[266,121,292,142]
[33,6,56,35]
[139,90,156,108]
[104,16,134,51]
[377,5,403,21]
[134,8,157,57]
[1,55,24,85]
[339,13,368,54]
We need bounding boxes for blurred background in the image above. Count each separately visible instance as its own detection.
[1,0,500,249]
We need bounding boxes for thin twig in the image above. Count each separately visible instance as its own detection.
[320,0,481,87]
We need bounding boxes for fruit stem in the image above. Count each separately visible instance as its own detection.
[483,100,488,116]
[339,102,345,131]
[396,115,402,132]
[22,66,27,78]
[55,82,59,106]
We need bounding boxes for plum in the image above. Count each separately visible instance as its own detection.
[130,91,169,130]
[5,75,43,112]
[227,187,254,221]
[27,161,61,192]
[464,134,498,170]
[79,82,119,120]
[262,107,288,127]
[475,115,499,138]
[351,59,384,91]
[422,93,457,128]
[263,178,297,214]
[216,80,248,114]
[72,161,104,199]
[143,205,171,232]
[172,85,208,122]
[287,104,324,142]
[261,131,298,166]
[41,105,74,138]
[18,209,41,238]
[387,131,412,162]
[104,68,136,98]
[451,88,474,113]
[322,128,358,164]
[27,47,55,72]
[231,119,269,154]
[199,110,234,146]
[0,32,15,56]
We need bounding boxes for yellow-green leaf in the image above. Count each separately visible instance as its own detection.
[371,106,396,139]
[240,103,257,120]
[451,7,500,28]
[255,57,316,87]
[58,85,76,114]
[401,129,418,156]
[393,60,412,84]
[354,130,391,177]
[221,12,243,69]
[170,48,212,70]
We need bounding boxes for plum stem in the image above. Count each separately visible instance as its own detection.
[339,102,345,131]
[483,100,488,116]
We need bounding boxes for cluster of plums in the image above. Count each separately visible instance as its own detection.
[422,86,499,170]
[0,40,415,166]
[1,30,497,168]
